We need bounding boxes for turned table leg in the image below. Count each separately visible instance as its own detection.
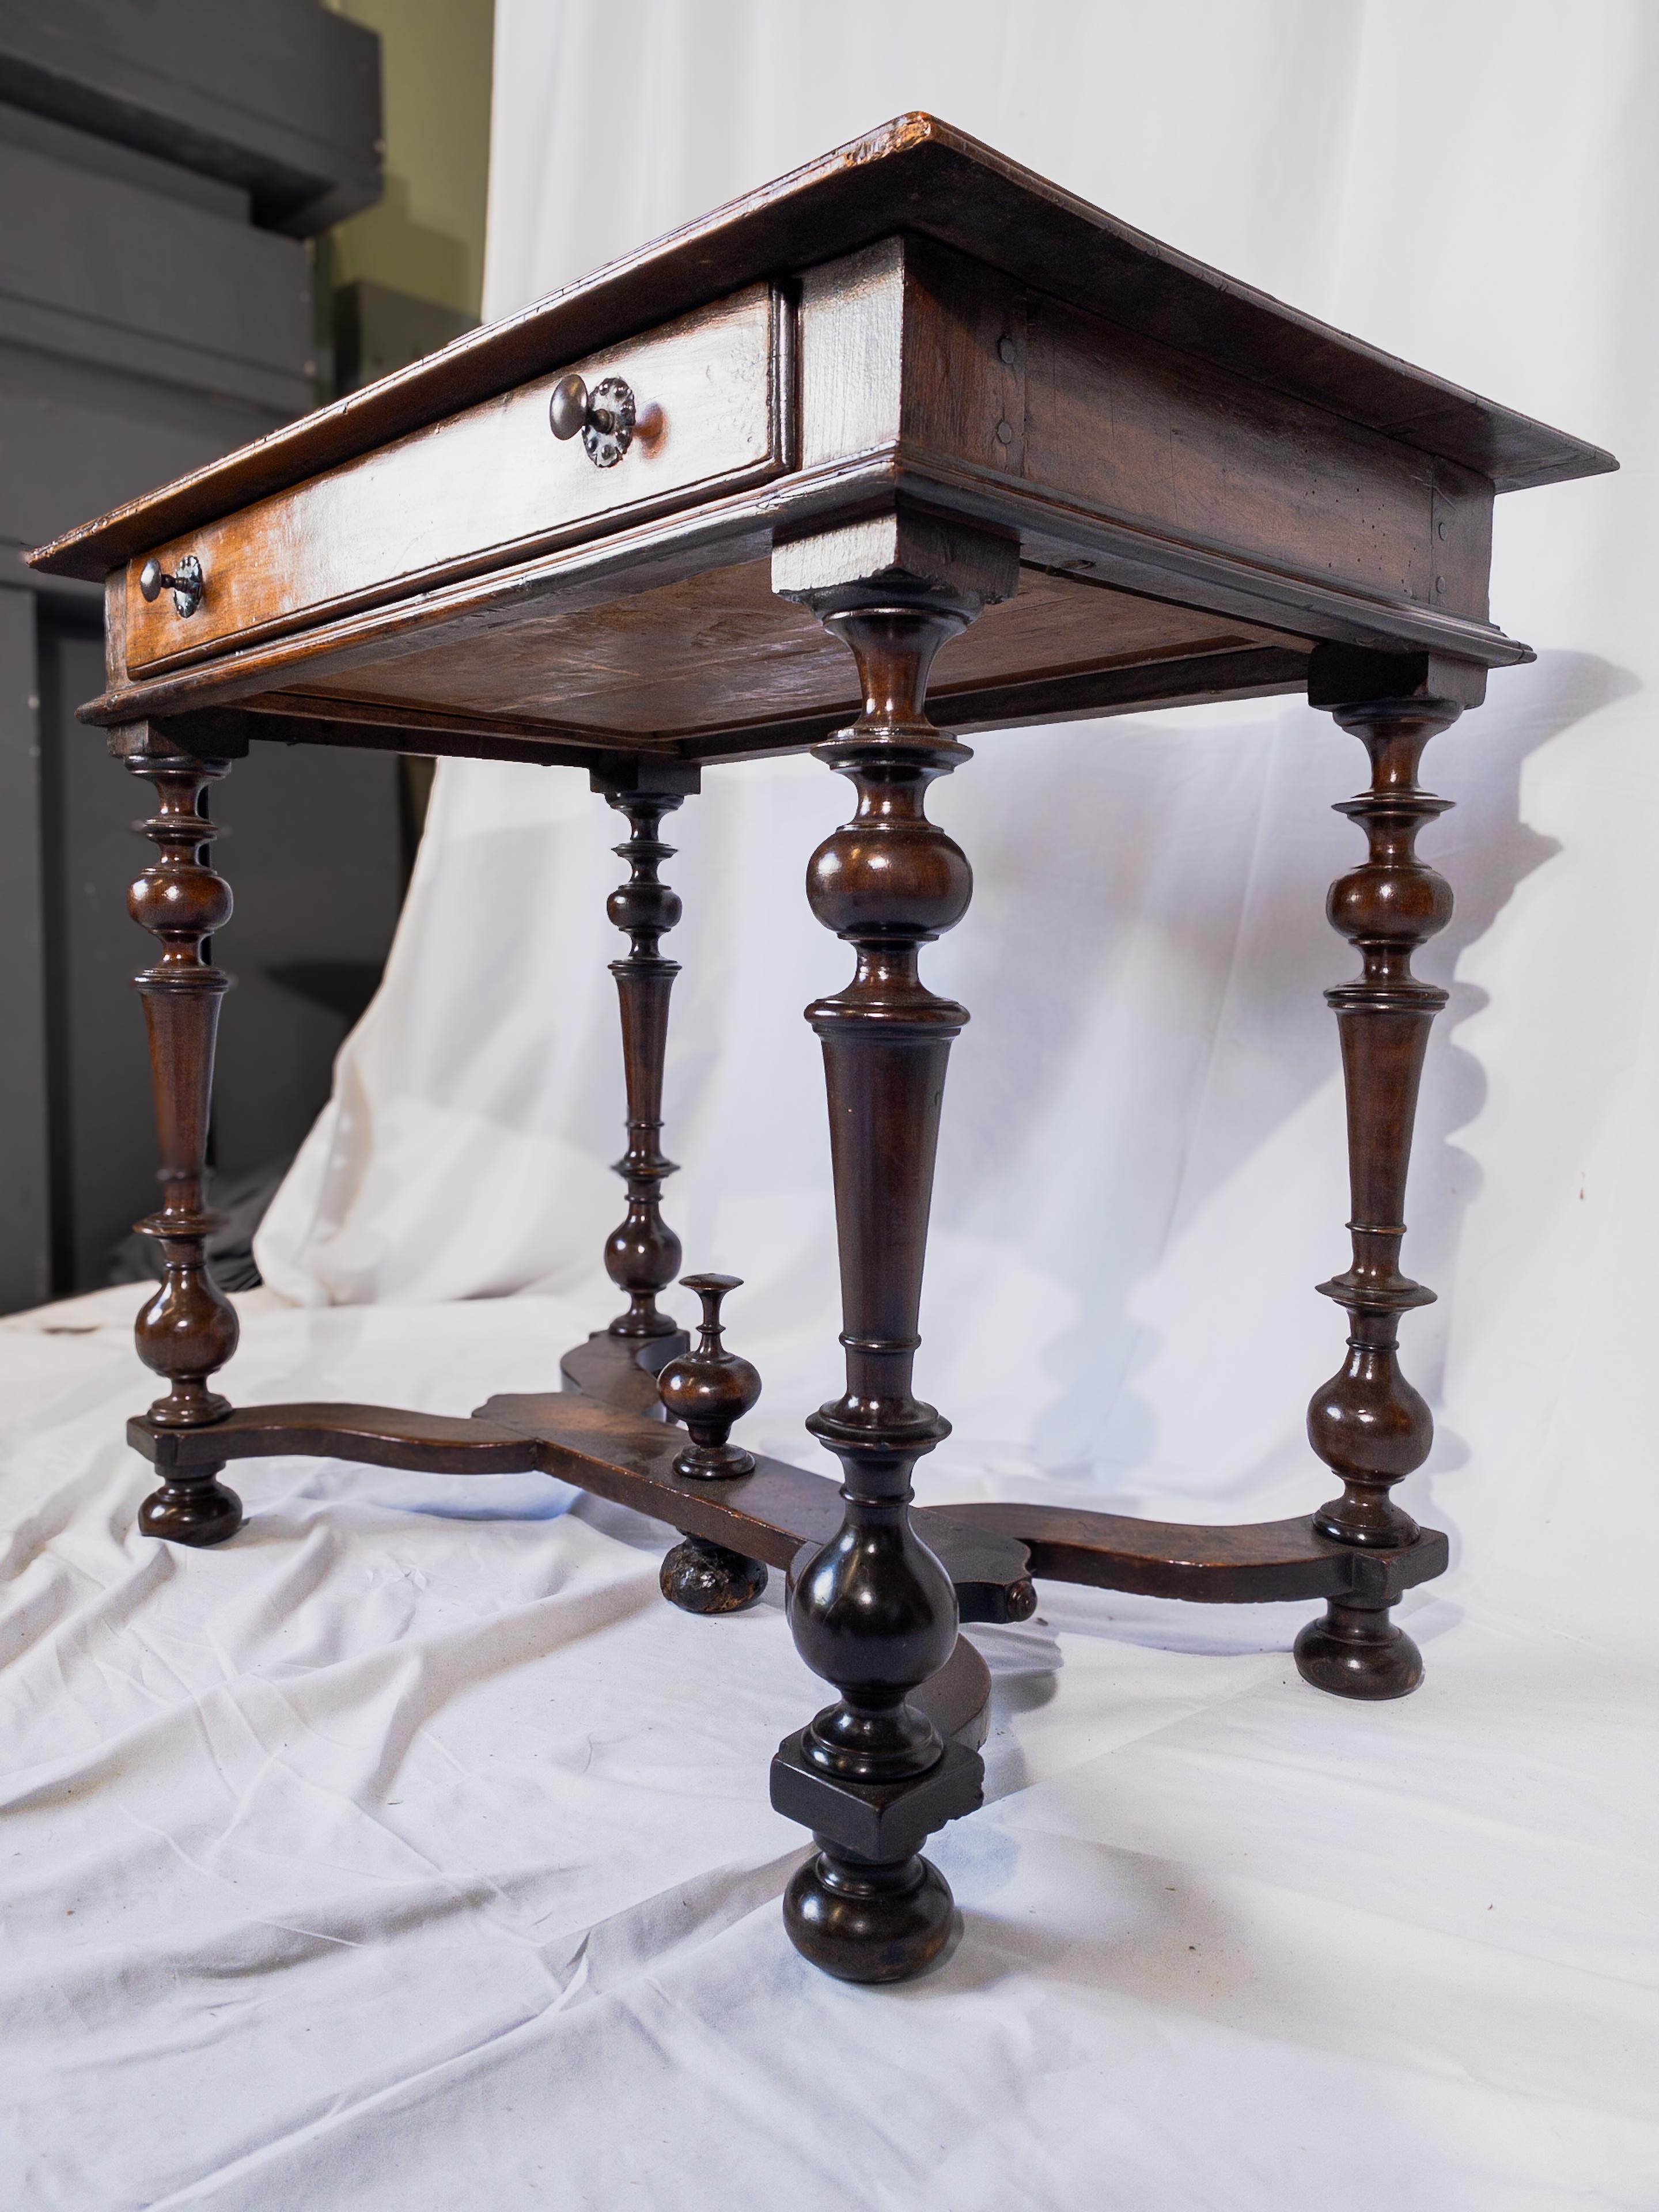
[768,515,1018,1982]
[122,729,242,1545]
[1296,648,1484,1697]
[599,771,691,1346]
[563,759,769,1613]
[559,762,696,1409]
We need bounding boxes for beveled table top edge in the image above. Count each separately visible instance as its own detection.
[26,113,1616,584]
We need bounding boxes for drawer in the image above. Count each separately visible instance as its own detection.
[124,282,791,672]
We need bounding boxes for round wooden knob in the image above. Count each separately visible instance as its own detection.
[658,1273,761,1478]
[138,554,204,618]
[547,372,637,468]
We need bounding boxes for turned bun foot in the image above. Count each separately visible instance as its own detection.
[1294,1598,1423,1699]
[660,1533,768,1614]
[783,1846,957,1984]
[138,1469,244,1547]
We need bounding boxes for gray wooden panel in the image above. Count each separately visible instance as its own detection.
[0,586,50,1309]
[0,0,403,1308]
[0,102,250,216]
[0,370,286,566]
[40,628,406,1295]
[0,130,313,412]
[39,624,158,1296]
[0,0,381,234]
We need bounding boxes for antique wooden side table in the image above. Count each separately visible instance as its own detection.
[29,119,1613,1985]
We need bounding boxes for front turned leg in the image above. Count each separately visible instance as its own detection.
[1297,648,1483,1697]
[768,514,1018,1982]
[121,729,242,1545]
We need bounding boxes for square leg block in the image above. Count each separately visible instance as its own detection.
[770,1730,984,1863]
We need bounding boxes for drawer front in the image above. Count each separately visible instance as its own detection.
[125,283,790,672]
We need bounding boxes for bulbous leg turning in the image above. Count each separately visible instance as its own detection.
[1294,1597,1423,1700]
[138,1465,244,1548]
[783,1844,957,1984]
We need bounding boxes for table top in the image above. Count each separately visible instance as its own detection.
[27,115,1616,773]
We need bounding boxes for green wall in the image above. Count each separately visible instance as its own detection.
[321,0,495,387]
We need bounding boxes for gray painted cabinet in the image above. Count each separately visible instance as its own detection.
[1,1,406,1306]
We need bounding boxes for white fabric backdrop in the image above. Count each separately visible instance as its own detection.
[262,0,1659,1660]
[5,5,1657,2207]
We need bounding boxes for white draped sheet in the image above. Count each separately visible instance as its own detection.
[6,3,1658,2204]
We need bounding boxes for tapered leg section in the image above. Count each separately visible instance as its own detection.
[769,516,1019,1979]
[124,732,242,1544]
[1297,649,1483,1696]
[561,762,700,1410]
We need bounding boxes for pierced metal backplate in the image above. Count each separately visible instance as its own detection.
[582,375,636,468]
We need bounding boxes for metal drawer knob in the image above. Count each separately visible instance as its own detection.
[139,555,204,618]
[548,372,637,468]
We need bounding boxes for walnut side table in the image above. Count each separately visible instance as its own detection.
[29,118,1613,1984]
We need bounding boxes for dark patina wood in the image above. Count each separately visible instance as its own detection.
[32,119,1615,1986]
[127,1389,1444,1613]
[127,1388,1037,1624]
[762,516,1017,1980]
[121,726,243,1546]
[595,771,688,1341]
[119,285,791,675]
[654,1272,770,1614]
[557,755,699,1415]
[33,119,1613,787]
[657,1274,762,1476]
[28,112,1609,599]
[1294,645,1479,1697]
[948,1502,1446,1607]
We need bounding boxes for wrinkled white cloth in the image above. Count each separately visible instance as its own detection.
[10,1,1659,2205]
[2,1288,1656,2210]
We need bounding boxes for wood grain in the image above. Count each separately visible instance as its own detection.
[801,236,1025,479]
[128,1391,1445,1607]
[945,1502,1447,1603]
[911,1636,992,1752]
[1293,646,1465,1699]
[133,1402,540,1475]
[124,283,789,672]
[28,112,1612,586]
[798,232,1468,610]
[135,641,1308,778]
[273,558,1301,738]
[130,1388,1037,1626]
[1024,294,1452,613]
